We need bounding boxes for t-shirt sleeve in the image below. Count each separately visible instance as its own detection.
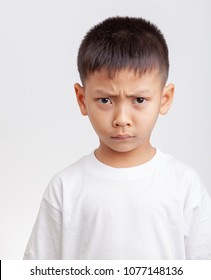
[184,173,211,260]
[23,176,62,260]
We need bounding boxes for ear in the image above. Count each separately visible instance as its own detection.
[74,83,87,116]
[159,83,175,115]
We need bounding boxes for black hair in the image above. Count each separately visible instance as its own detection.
[77,16,169,85]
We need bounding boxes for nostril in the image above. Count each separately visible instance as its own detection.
[113,120,132,127]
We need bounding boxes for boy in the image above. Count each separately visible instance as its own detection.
[24,16,211,259]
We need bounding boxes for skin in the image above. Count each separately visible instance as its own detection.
[74,68,174,168]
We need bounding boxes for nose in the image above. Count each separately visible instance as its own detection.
[112,106,132,127]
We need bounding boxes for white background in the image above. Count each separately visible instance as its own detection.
[0,0,210,259]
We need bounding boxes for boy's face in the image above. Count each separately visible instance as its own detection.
[75,69,174,167]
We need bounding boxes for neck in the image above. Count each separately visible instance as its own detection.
[95,142,156,168]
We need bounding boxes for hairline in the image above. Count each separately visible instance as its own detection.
[81,66,167,88]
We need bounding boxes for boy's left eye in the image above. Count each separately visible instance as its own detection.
[134,97,145,104]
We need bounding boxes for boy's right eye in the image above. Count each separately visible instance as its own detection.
[98,98,112,104]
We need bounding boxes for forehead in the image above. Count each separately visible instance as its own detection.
[84,68,163,92]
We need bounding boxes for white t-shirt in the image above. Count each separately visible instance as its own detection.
[23,149,211,259]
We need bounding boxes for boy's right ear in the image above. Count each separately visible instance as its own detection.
[74,83,87,116]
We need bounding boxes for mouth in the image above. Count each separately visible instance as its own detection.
[111,134,135,140]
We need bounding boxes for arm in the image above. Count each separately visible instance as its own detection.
[23,176,63,260]
[185,188,211,259]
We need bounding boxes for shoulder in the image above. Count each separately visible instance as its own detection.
[160,150,202,182]
[160,150,208,208]
[42,152,92,210]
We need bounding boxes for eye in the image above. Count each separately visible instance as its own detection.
[98,98,112,104]
[134,97,145,104]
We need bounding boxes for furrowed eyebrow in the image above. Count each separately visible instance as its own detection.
[128,90,152,96]
[93,89,152,97]
[93,90,117,96]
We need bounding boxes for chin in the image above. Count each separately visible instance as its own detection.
[108,145,137,153]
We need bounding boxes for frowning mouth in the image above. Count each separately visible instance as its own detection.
[111,134,135,140]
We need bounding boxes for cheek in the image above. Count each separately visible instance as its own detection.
[87,111,111,134]
[136,107,159,129]
[89,109,106,123]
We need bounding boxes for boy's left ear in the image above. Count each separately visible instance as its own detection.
[159,83,175,115]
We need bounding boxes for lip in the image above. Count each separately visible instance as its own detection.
[111,134,134,140]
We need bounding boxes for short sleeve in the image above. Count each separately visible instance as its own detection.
[184,185,211,259]
[23,176,63,260]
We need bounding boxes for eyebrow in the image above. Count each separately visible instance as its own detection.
[93,89,152,97]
